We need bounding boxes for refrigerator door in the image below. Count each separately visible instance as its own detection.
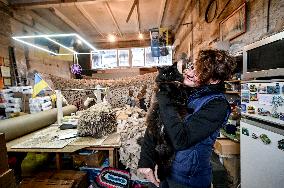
[241,81,284,127]
[241,119,284,188]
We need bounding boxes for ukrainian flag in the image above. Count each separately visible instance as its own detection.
[32,74,49,98]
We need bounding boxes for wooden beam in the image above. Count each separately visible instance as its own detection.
[10,13,45,34]
[28,10,63,33]
[76,4,104,37]
[104,2,122,37]
[10,0,129,10]
[173,0,192,33]
[134,2,140,32]
[50,7,84,35]
[126,0,138,23]
[10,18,43,35]
[91,32,150,42]
[157,0,167,28]
[95,39,150,49]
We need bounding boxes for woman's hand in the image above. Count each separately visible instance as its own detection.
[138,168,160,187]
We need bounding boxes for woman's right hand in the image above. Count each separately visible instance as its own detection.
[138,168,160,187]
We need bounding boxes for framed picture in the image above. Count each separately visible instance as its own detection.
[3,77,12,86]
[0,66,11,77]
[118,49,129,66]
[145,47,158,67]
[159,46,173,66]
[101,50,117,68]
[91,51,102,69]
[131,48,145,67]
[220,3,246,41]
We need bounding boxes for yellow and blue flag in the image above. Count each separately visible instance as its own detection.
[32,73,49,98]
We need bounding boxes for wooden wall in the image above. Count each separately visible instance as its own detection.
[174,0,284,60]
[0,3,73,82]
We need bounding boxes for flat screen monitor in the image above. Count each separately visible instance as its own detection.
[243,31,284,80]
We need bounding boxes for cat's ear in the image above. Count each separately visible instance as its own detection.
[172,62,178,67]
[157,66,163,72]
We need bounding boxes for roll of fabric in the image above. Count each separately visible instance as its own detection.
[0,105,77,141]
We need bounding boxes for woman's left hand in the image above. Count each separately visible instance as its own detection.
[138,168,160,187]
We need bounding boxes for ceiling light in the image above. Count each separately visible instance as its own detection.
[13,38,58,55]
[76,39,82,45]
[44,37,77,54]
[108,34,116,42]
[12,33,97,55]
[138,33,143,40]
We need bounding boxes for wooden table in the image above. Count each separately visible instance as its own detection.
[6,126,121,170]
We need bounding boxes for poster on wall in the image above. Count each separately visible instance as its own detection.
[131,48,145,67]
[145,47,158,66]
[159,46,172,66]
[118,50,129,66]
[101,50,117,68]
[3,78,11,86]
[159,28,168,46]
[150,28,160,57]
[0,66,11,77]
[91,51,102,69]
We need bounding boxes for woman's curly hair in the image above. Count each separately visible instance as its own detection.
[194,49,237,85]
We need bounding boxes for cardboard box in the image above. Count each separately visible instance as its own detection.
[51,170,88,188]
[214,139,240,155]
[20,178,74,188]
[73,150,106,168]
[0,169,17,188]
[223,156,240,187]
[0,133,9,174]
[20,170,88,188]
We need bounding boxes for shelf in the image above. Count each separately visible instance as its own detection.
[225,80,241,83]
[225,91,241,94]
[241,113,284,127]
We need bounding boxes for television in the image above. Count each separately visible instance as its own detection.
[243,31,284,80]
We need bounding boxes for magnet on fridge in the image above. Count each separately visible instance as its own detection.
[241,91,250,103]
[241,104,246,112]
[250,93,258,101]
[278,139,284,151]
[275,83,280,94]
[242,128,249,136]
[267,85,279,94]
[257,84,267,94]
[260,134,271,145]
[249,84,257,92]
[280,113,284,121]
[247,106,255,114]
[252,133,258,139]
[257,108,271,116]
[241,83,249,90]
[271,112,280,118]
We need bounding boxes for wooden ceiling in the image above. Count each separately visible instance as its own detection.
[9,0,190,47]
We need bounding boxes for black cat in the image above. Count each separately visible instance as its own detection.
[139,63,191,180]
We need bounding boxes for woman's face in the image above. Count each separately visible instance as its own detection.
[183,66,200,87]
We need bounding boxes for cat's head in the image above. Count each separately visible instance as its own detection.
[155,63,184,83]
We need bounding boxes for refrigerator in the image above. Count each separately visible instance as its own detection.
[240,81,284,188]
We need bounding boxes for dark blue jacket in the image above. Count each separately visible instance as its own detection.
[169,92,230,187]
[138,84,230,187]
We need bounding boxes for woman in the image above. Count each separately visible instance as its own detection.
[138,49,236,188]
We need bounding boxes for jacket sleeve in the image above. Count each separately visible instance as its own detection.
[138,127,158,170]
[157,92,229,151]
